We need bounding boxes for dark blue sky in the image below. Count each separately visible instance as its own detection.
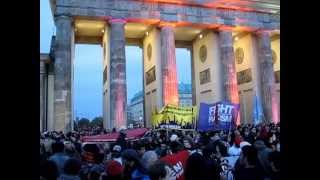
[41,0,191,120]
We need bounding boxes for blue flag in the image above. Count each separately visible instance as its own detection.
[252,93,264,125]
[197,101,240,131]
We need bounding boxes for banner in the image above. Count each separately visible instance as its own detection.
[197,101,240,131]
[151,104,197,129]
[252,93,264,125]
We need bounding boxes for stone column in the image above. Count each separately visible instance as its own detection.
[53,15,74,132]
[109,19,127,129]
[218,29,240,124]
[160,25,179,106]
[40,60,46,132]
[256,30,279,123]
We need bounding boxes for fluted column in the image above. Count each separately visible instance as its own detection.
[53,15,74,132]
[109,19,127,129]
[160,24,179,106]
[218,28,240,125]
[256,30,279,123]
[40,60,46,132]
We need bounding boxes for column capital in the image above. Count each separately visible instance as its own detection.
[217,25,234,32]
[158,21,176,28]
[54,15,73,22]
[255,29,273,36]
[108,18,127,25]
[40,60,46,74]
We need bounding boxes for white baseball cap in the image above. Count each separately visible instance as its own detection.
[240,141,251,149]
[170,134,178,142]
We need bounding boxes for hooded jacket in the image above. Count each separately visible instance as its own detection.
[254,140,273,176]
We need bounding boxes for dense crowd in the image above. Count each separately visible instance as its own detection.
[40,122,280,180]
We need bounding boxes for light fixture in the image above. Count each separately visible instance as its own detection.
[199,34,203,39]
[146,31,149,36]
[102,29,105,33]
[235,36,239,41]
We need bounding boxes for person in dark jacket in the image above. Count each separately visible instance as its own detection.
[58,158,81,180]
[234,145,264,180]
[254,140,273,177]
[49,141,70,175]
[185,152,210,180]
[122,149,149,180]
[268,151,280,180]
[40,159,59,180]
[116,130,128,150]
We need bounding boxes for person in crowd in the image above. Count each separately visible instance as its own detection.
[58,158,82,180]
[40,159,59,180]
[145,136,156,150]
[210,132,220,143]
[228,137,241,156]
[49,141,70,175]
[64,141,81,160]
[182,137,195,154]
[142,151,159,171]
[121,149,149,180]
[116,130,128,150]
[259,125,269,143]
[148,161,176,180]
[248,127,258,144]
[111,145,123,165]
[160,141,190,180]
[155,142,168,158]
[254,140,273,178]
[202,141,220,180]
[234,145,264,180]
[88,150,105,180]
[42,132,55,156]
[184,152,210,180]
[134,141,146,158]
[102,160,124,180]
[79,144,105,180]
[242,127,254,143]
[268,151,280,180]
[102,143,112,164]
[215,139,238,171]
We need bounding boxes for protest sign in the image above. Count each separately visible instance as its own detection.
[152,104,197,129]
[197,101,239,131]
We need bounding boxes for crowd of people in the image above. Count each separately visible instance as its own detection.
[40,122,280,180]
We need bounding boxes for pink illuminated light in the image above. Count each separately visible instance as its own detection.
[162,26,179,106]
[115,84,125,129]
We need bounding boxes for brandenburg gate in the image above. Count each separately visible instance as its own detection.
[40,0,280,132]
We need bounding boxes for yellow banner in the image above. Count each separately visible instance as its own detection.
[151,104,198,129]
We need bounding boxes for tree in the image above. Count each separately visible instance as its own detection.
[91,117,103,127]
[78,118,90,129]
[73,120,78,131]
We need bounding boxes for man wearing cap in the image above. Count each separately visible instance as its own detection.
[111,145,123,165]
